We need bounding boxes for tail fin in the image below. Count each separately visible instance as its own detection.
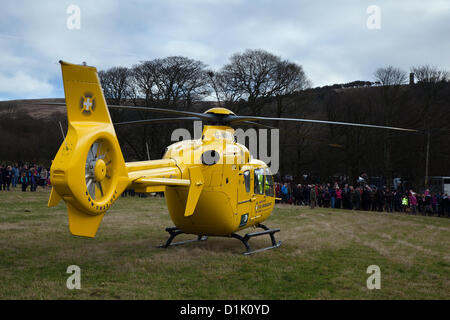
[49,61,129,237]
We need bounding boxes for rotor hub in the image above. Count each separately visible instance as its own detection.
[204,107,235,116]
[93,159,106,182]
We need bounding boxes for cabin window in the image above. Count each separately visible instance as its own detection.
[254,168,265,195]
[243,170,250,193]
[264,168,274,197]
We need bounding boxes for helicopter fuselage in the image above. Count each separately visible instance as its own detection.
[126,125,276,236]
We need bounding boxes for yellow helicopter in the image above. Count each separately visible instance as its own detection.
[47,61,417,254]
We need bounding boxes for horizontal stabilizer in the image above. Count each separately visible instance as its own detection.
[132,166,204,217]
[134,177,190,186]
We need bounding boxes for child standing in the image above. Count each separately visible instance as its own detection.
[20,172,28,192]
[402,194,409,213]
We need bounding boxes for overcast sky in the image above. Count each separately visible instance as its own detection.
[1,0,449,100]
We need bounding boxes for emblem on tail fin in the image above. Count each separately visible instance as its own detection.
[80,93,95,114]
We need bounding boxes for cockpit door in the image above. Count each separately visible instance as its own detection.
[252,167,275,224]
[237,170,252,229]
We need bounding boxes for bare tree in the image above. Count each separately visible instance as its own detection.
[206,70,223,106]
[98,67,131,105]
[207,70,245,106]
[131,60,158,105]
[411,65,449,84]
[272,60,311,117]
[216,49,310,115]
[131,56,210,110]
[151,56,210,109]
[374,66,407,86]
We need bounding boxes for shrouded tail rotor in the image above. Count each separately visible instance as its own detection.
[85,139,113,201]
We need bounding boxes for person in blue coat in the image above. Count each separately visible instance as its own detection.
[281,183,288,203]
[20,172,28,192]
[12,164,19,188]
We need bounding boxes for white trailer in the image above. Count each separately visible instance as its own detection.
[429,176,450,195]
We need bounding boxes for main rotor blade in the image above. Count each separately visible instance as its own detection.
[114,118,275,129]
[35,102,213,121]
[114,117,202,127]
[108,105,213,121]
[229,116,419,132]
[35,102,418,132]
[239,121,276,129]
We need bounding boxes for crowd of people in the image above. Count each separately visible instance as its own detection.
[0,163,50,192]
[275,182,450,217]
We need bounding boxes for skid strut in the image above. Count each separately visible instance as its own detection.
[157,227,208,248]
[231,223,282,255]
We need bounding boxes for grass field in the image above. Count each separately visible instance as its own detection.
[0,188,449,300]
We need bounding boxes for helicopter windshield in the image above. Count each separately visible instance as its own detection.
[254,168,265,195]
[264,168,274,197]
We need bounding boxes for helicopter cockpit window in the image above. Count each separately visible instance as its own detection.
[254,168,265,195]
[264,168,274,197]
[243,170,250,193]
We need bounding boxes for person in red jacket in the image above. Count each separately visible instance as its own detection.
[409,193,418,215]
[335,186,342,209]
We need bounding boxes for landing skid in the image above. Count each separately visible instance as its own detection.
[157,224,281,255]
[231,223,282,255]
[157,227,208,248]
